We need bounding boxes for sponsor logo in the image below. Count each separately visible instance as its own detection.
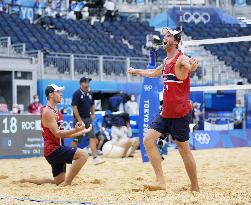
[58,120,73,130]
[183,12,210,24]
[194,133,211,144]
[144,85,152,92]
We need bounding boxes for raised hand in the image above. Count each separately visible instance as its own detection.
[189,58,199,71]
[128,67,137,75]
[75,122,85,132]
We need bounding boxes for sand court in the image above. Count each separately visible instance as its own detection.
[0,147,250,205]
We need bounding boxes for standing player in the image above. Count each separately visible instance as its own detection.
[128,28,200,192]
[20,84,91,186]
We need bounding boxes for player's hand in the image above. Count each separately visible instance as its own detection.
[83,124,92,133]
[75,122,85,132]
[78,120,85,127]
[189,58,199,71]
[128,67,137,75]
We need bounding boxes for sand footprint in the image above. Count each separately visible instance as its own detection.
[135,177,144,181]
[131,188,143,192]
[0,175,9,180]
[90,179,103,185]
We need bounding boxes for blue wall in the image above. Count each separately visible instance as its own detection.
[189,129,251,149]
[38,80,142,113]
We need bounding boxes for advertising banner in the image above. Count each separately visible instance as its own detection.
[138,49,161,162]
[189,129,251,149]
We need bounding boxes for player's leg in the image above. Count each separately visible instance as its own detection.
[128,138,140,157]
[18,164,66,185]
[53,172,66,185]
[172,113,199,192]
[18,178,55,185]
[97,135,105,151]
[84,118,98,158]
[96,134,105,155]
[89,137,97,157]
[176,140,199,192]
[121,139,132,158]
[143,128,165,191]
[64,149,88,186]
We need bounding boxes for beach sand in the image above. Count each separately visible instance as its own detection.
[0,147,250,205]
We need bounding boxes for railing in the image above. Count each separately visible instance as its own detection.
[0,37,11,56]
[38,52,148,82]
[74,54,99,79]
[0,36,245,85]
[11,43,26,56]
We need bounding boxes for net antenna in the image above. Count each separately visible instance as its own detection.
[179,0,183,32]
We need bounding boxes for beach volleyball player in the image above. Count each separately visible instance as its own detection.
[128,28,199,191]
[20,84,91,186]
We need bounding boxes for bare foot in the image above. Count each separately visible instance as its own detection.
[191,186,200,192]
[143,182,166,191]
[62,182,71,186]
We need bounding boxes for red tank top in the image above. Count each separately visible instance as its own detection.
[41,106,64,157]
[160,51,191,118]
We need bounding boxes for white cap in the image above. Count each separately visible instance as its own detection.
[45,84,64,97]
[162,27,181,36]
[49,84,64,91]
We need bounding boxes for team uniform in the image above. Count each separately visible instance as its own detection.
[71,88,96,142]
[41,105,77,177]
[150,51,192,142]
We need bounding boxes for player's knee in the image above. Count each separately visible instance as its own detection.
[177,145,190,157]
[124,140,131,147]
[135,140,140,146]
[144,136,154,148]
[55,178,64,186]
[80,150,89,161]
[76,149,88,161]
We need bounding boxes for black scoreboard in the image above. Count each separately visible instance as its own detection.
[0,115,44,158]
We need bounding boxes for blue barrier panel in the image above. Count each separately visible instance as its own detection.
[138,49,161,162]
[189,129,251,149]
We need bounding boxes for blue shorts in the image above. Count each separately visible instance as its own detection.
[149,113,191,142]
[45,146,77,177]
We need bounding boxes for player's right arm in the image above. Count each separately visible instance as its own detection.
[127,64,164,78]
[42,109,84,138]
[68,125,93,138]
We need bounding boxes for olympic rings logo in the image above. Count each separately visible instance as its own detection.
[183,12,210,24]
[194,133,211,144]
[144,85,152,92]
[58,120,73,130]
